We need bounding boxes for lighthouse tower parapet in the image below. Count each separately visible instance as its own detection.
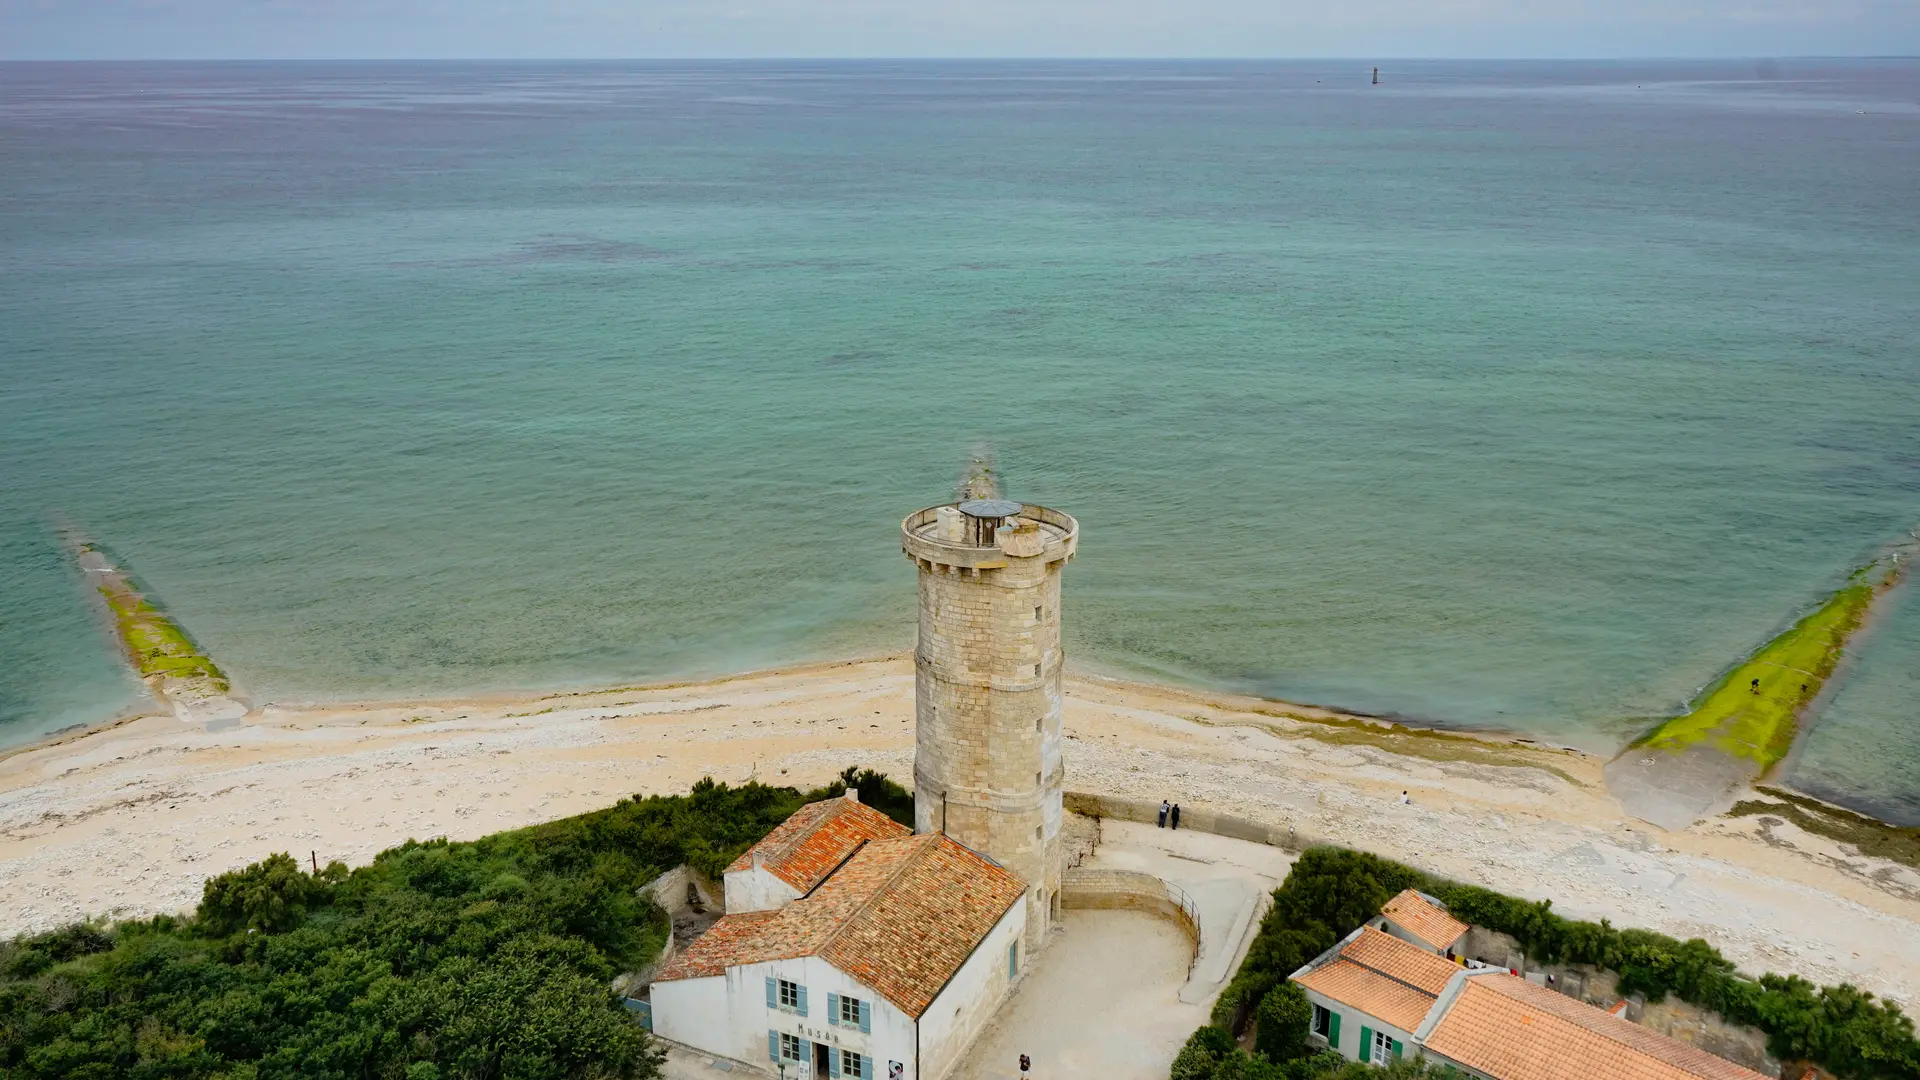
[901,498,1078,953]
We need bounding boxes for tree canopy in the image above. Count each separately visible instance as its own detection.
[0,767,914,1080]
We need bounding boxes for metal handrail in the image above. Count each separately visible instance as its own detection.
[1161,880,1202,975]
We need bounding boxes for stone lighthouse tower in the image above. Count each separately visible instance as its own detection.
[901,497,1078,953]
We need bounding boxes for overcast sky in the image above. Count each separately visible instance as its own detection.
[4,0,1917,60]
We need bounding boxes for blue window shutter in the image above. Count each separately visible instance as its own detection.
[828,1047,840,1077]
[766,976,777,1009]
[828,992,840,1026]
[861,1053,873,1080]
[859,999,871,1034]
[796,984,808,1016]
[769,1031,778,1061]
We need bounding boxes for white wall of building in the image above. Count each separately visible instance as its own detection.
[1298,986,1421,1067]
[653,955,916,1080]
[724,865,801,914]
[915,900,1027,1080]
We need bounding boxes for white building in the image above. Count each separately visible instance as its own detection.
[651,792,1028,1080]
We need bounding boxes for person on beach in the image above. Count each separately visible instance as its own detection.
[1158,800,1170,828]
[1399,791,1411,805]
[1170,804,1181,830]
[1752,678,1761,694]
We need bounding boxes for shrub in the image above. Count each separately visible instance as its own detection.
[198,851,338,934]
[1256,982,1314,1061]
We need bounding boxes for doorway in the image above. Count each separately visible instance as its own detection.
[814,1041,831,1078]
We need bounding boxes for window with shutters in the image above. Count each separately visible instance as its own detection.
[778,979,800,1010]
[838,994,861,1026]
[1311,1004,1331,1039]
[779,1033,804,1062]
[840,1050,866,1078]
[1369,1029,1392,1066]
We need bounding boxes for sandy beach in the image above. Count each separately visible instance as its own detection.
[3,656,1917,1017]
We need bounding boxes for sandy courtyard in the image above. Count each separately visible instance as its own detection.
[3,656,1919,1019]
[959,910,1202,1080]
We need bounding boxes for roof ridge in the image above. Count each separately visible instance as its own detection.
[820,833,938,953]
[1345,956,1441,1001]
[1354,926,1457,983]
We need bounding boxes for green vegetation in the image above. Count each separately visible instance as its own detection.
[1180,847,1920,1080]
[79,545,230,693]
[1729,786,1920,871]
[0,767,912,1080]
[1173,1024,1457,1080]
[1637,559,1901,770]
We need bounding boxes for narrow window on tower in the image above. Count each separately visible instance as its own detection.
[1033,663,1041,677]
[1035,717,1042,732]
[1035,771,1042,787]
[1034,606,1042,620]
[1035,825,1041,840]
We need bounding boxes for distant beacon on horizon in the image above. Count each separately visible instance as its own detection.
[900,497,1078,955]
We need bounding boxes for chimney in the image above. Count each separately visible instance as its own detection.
[844,787,860,804]
[751,846,765,869]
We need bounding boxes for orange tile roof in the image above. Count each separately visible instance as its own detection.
[1381,889,1470,950]
[1342,926,1461,994]
[1424,974,1772,1080]
[1295,959,1439,1032]
[724,796,911,894]
[1292,927,1461,1032]
[659,833,1027,1018]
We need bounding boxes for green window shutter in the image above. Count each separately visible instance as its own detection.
[766,977,777,1009]
[1392,1038,1404,1060]
[828,992,840,1026]
[797,984,808,1017]
[1329,1012,1341,1051]
[769,1031,778,1061]
[1360,1026,1373,1063]
[828,1047,840,1077]
[859,999,871,1034]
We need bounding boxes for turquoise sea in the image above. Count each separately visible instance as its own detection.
[2,60,1917,821]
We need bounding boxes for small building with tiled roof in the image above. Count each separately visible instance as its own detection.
[1373,888,1470,955]
[724,795,913,914]
[1292,925,1464,1064]
[1288,898,1771,1080]
[651,792,1030,1080]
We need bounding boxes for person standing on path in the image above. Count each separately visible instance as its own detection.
[1170,804,1181,830]
[1158,800,1170,828]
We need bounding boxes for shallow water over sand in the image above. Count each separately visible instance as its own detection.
[2,60,1916,820]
